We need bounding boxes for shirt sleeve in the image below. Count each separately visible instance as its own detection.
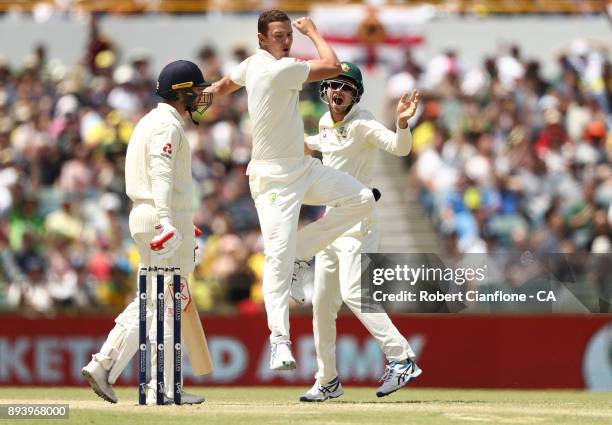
[272,58,310,90]
[148,123,181,220]
[230,58,249,87]
[354,116,413,156]
[305,134,321,151]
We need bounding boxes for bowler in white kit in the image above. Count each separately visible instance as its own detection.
[206,10,375,370]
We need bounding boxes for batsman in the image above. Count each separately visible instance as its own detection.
[82,60,213,405]
[301,62,422,401]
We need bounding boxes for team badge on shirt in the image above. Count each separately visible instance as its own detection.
[161,143,172,159]
[335,127,347,143]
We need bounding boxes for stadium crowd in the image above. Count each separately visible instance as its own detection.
[0,20,610,314]
[397,42,611,258]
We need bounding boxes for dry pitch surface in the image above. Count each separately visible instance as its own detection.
[0,387,610,425]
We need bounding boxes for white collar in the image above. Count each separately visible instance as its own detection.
[326,104,361,128]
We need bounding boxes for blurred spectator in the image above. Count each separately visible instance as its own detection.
[197,45,223,83]
[107,65,142,119]
[129,50,157,108]
[84,15,117,77]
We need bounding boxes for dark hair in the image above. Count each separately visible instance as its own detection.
[258,10,290,35]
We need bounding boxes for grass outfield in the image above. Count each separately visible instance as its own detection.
[0,387,611,425]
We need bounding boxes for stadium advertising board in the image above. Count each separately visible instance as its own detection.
[0,314,609,390]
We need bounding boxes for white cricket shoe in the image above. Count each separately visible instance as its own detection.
[176,390,205,405]
[145,386,172,405]
[145,386,204,405]
[376,360,422,397]
[269,341,297,370]
[299,377,344,402]
[81,358,118,404]
[290,259,312,304]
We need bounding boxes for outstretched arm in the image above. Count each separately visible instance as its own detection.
[205,74,242,97]
[293,17,341,83]
[358,90,420,156]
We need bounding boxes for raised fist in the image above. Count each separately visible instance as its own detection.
[292,17,317,36]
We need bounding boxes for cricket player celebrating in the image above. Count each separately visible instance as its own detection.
[82,60,212,405]
[206,10,375,370]
[300,62,422,401]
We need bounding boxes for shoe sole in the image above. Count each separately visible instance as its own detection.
[376,367,423,398]
[270,360,297,371]
[299,391,344,402]
[81,369,117,404]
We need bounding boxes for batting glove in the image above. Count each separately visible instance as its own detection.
[150,217,183,259]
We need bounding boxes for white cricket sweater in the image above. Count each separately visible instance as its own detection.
[305,104,412,189]
[230,48,310,165]
[125,102,193,235]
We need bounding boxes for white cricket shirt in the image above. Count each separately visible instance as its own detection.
[231,48,310,164]
[125,102,193,233]
[306,104,412,188]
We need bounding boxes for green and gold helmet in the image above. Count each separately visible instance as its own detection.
[319,61,364,106]
[338,61,364,98]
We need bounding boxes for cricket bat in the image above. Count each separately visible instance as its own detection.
[182,301,214,375]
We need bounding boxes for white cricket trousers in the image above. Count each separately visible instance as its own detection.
[93,220,194,397]
[248,156,375,343]
[313,224,415,383]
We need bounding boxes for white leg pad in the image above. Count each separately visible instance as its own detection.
[107,288,155,384]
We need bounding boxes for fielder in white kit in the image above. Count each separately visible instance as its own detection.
[300,62,422,401]
[82,60,211,405]
[206,10,375,370]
